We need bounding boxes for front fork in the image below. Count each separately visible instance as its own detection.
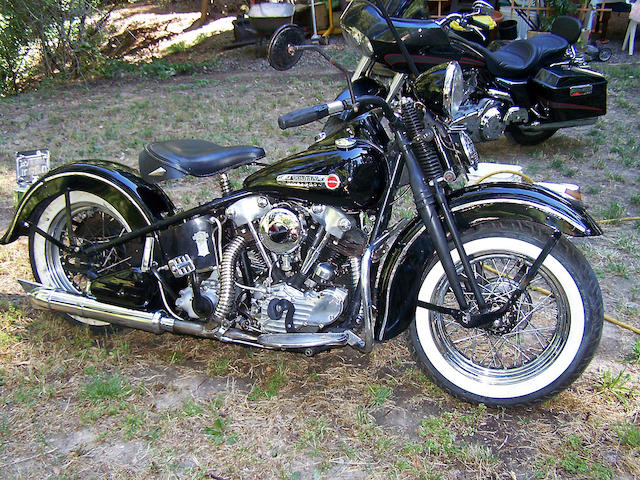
[394,119,559,329]
[395,129,483,314]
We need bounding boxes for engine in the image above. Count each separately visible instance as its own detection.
[452,83,529,142]
[252,283,348,333]
[174,195,365,334]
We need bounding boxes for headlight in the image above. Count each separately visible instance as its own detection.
[342,25,374,57]
[414,61,464,119]
[457,130,479,168]
[443,62,464,118]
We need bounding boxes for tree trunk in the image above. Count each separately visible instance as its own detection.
[200,0,209,23]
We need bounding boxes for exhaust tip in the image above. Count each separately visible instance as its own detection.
[18,279,43,294]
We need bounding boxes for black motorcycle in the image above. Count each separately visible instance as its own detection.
[1,9,603,407]
[332,0,607,145]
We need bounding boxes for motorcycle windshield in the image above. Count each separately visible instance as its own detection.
[340,0,449,57]
[385,0,429,18]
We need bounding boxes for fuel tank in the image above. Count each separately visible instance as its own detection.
[243,139,387,210]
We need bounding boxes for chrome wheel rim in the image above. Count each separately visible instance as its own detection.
[44,202,131,294]
[430,251,570,386]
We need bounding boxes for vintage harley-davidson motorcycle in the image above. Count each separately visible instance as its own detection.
[330,0,607,145]
[1,3,603,407]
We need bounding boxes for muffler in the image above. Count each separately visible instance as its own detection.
[18,280,364,350]
[19,279,211,337]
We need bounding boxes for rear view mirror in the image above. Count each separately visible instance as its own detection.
[267,24,305,71]
[472,0,495,16]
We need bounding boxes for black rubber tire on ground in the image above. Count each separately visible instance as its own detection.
[407,220,603,408]
[505,125,558,145]
[28,190,136,333]
[598,48,612,62]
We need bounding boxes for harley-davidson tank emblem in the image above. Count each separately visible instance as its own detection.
[276,174,341,190]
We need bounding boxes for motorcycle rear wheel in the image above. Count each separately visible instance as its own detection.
[408,220,602,407]
[505,125,557,145]
[29,191,134,331]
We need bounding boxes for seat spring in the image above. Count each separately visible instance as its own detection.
[219,173,231,196]
[401,102,443,181]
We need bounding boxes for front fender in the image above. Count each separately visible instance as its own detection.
[1,160,175,244]
[375,182,602,341]
[448,182,602,237]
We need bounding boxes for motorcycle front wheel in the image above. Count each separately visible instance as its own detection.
[408,220,603,407]
[29,191,135,331]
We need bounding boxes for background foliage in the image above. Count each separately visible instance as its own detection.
[0,0,110,95]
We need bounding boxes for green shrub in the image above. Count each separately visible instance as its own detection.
[0,0,108,95]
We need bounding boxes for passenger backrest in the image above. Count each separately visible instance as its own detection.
[551,16,582,45]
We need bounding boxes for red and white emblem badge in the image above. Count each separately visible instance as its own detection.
[325,174,340,190]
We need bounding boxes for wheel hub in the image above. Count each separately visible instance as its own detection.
[59,207,129,289]
[481,278,533,335]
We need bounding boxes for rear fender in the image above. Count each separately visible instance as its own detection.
[375,182,602,341]
[1,160,175,245]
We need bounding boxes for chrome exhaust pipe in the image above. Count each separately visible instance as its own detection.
[19,279,214,337]
[18,280,364,350]
[521,118,597,131]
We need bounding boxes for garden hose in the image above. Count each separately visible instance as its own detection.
[599,217,640,224]
[473,169,535,184]
[482,261,640,336]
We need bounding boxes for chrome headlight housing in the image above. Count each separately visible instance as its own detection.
[414,61,465,119]
[341,25,374,57]
[443,62,464,118]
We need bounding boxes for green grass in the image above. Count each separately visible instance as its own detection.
[98,57,222,80]
[628,340,640,364]
[182,399,204,417]
[367,384,392,407]
[596,370,635,407]
[297,417,330,456]
[208,357,231,377]
[82,374,131,402]
[204,413,236,445]
[599,202,626,220]
[247,369,288,401]
[599,64,640,90]
[616,422,640,448]
[605,261,629,278]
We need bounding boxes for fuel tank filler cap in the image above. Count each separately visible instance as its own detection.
[335,137,357,150]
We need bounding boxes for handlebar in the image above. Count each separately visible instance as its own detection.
[436,9,488,42]
[278,96,398,130]
[278,100,347,130]
[436,8,485,28]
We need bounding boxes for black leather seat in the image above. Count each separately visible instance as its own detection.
[528,16,580,66]
[139,139,265,183]
[528,34,569,65]
[479,40,539,78]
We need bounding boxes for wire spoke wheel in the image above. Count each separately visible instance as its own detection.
[53,206,130,293]
[433,253,568,382]
[29,191,133,329]
[408,221,603,407]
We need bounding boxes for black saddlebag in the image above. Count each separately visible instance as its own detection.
[532,67,607,122]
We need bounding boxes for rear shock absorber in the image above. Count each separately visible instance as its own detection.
[401,99,443,182]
